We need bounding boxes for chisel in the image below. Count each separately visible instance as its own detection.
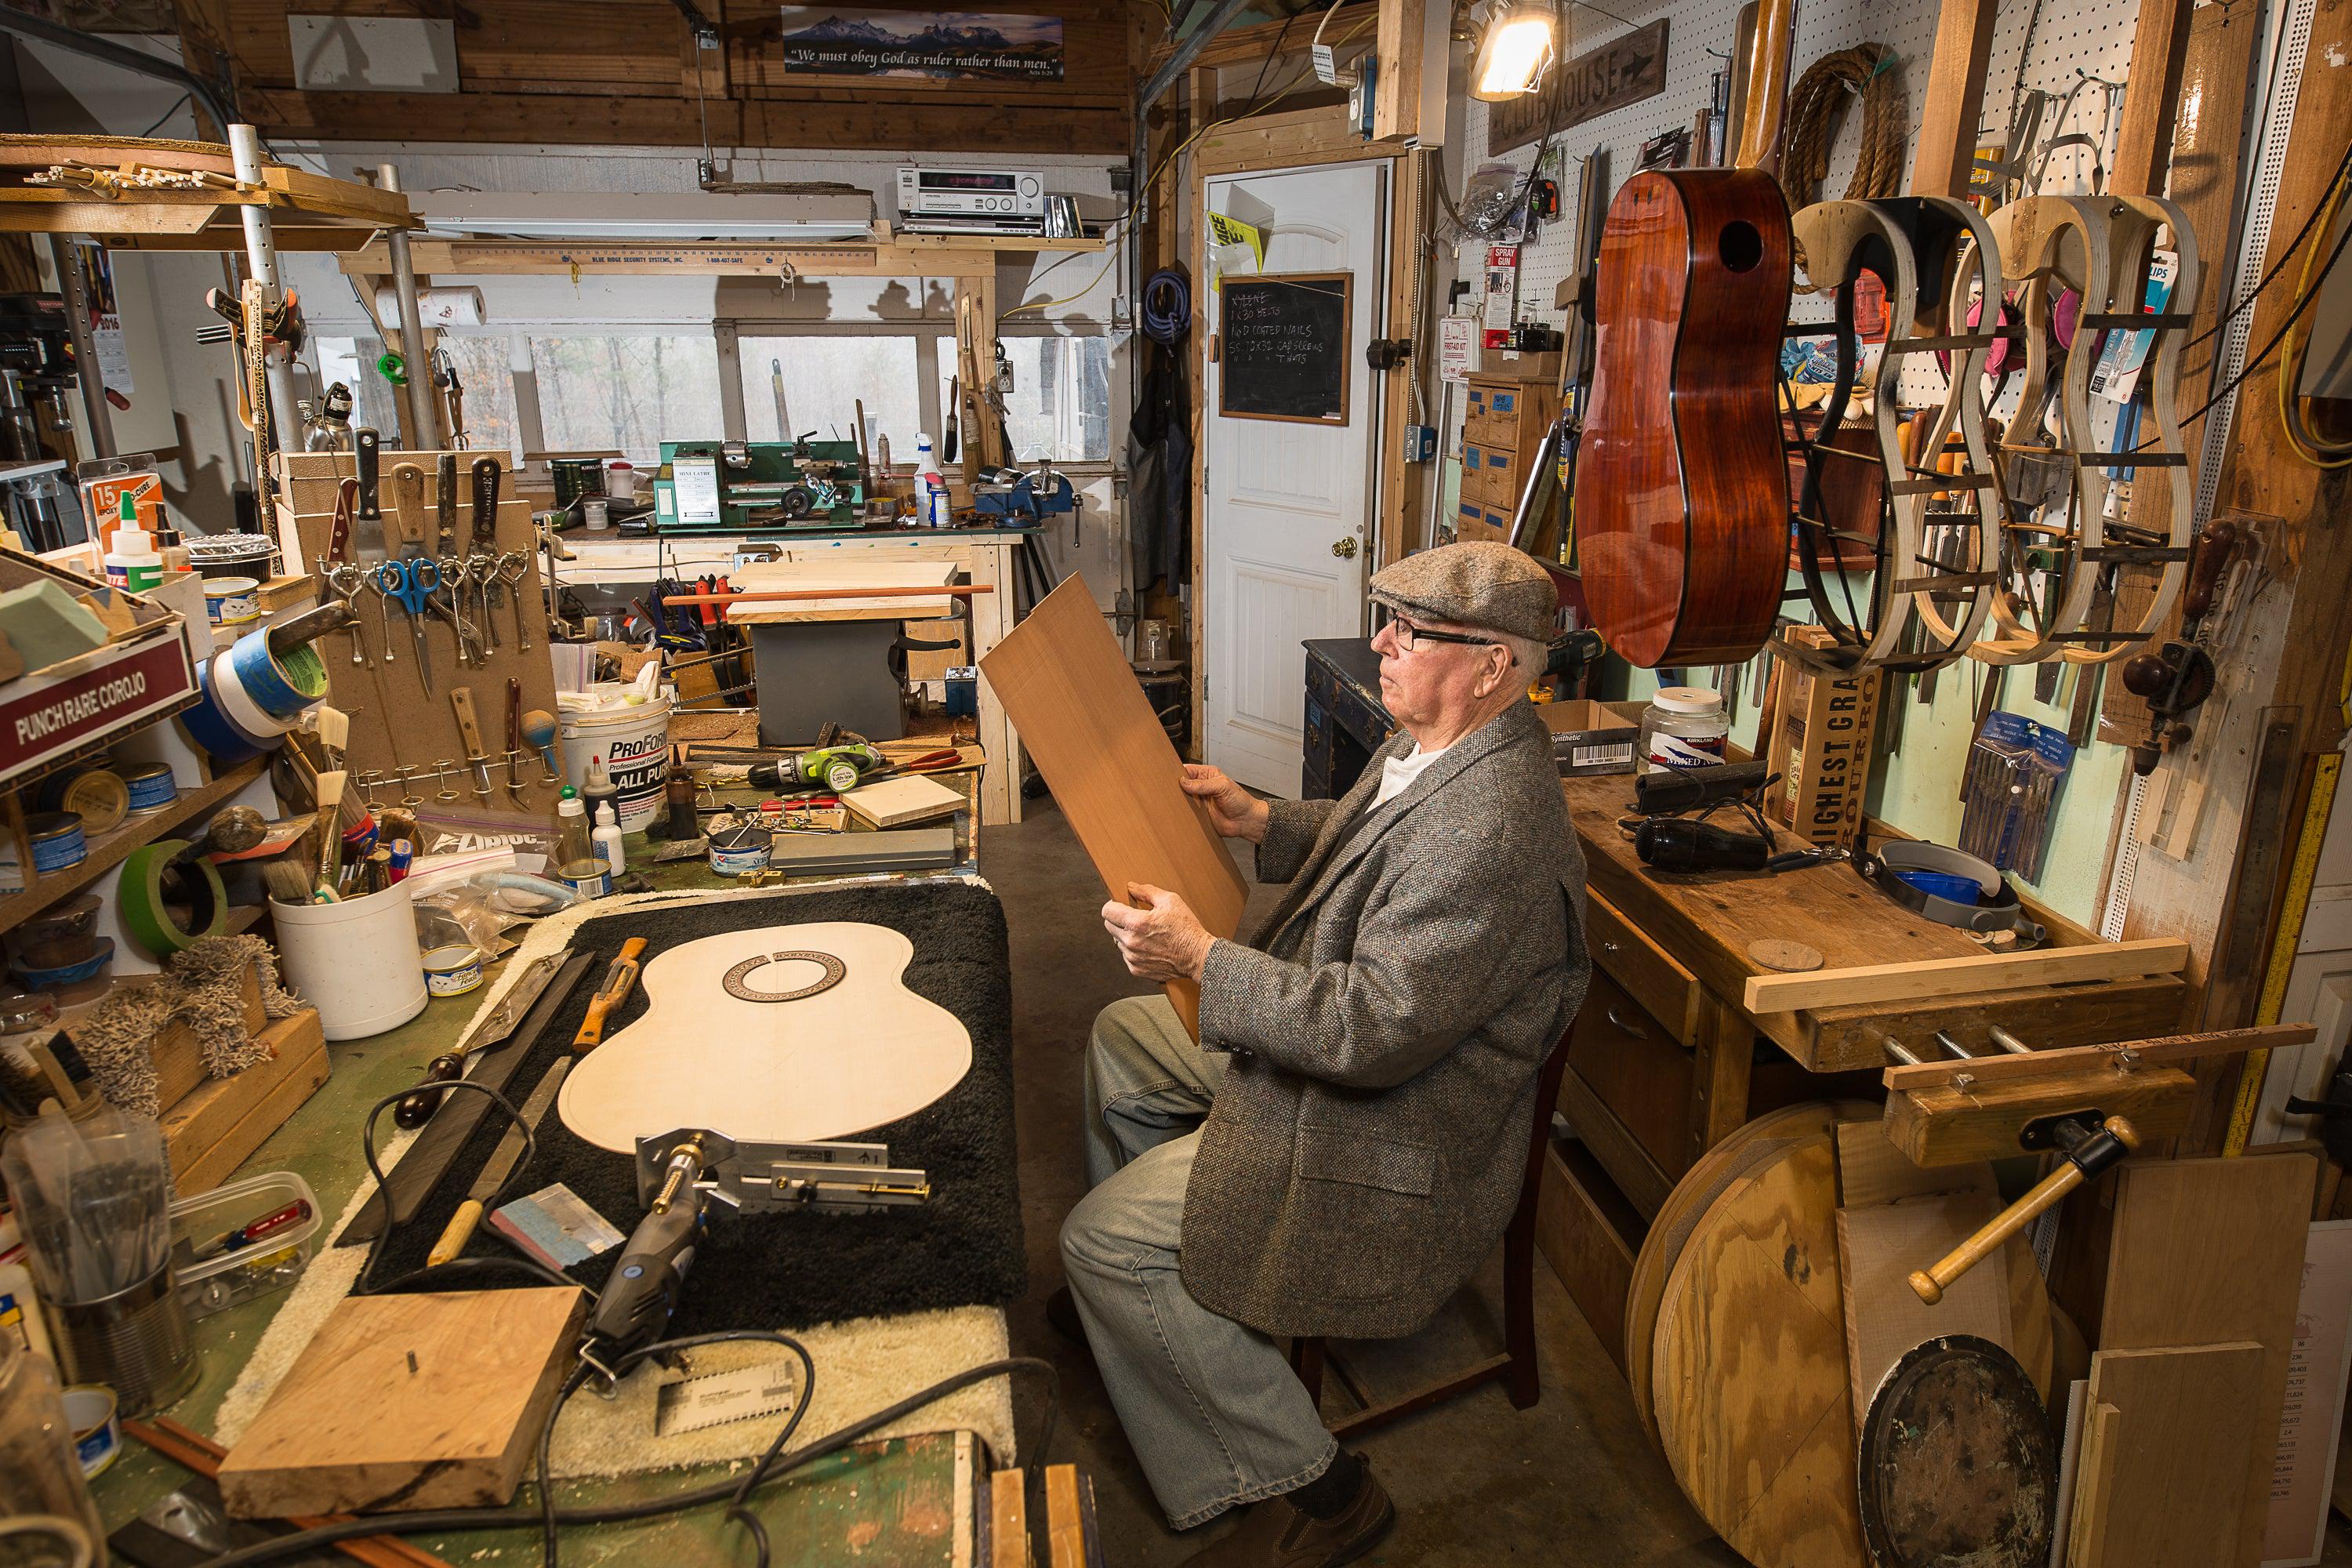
[428,1056,569,1266]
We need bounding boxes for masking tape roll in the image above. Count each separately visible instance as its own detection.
[117,840,228,958]
[223,626,321,722]
[208,652,298,741]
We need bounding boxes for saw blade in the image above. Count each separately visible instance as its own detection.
[654,1361,800,1438]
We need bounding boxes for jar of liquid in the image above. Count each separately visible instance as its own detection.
[1638,686,1730,774]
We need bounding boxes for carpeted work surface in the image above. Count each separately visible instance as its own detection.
[363,880,1026,1332]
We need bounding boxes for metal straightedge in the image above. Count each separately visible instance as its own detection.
[631,1127,930,1215]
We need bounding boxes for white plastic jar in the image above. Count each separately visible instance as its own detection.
[1638,686,1730,774]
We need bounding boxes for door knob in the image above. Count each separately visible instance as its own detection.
[1331,538,1358,558]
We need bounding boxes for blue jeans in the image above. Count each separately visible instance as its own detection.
[1058,994,1339,1530]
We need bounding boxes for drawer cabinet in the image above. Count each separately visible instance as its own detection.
[1455,373,1559,546]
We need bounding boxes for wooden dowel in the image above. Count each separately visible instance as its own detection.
[1908,1116,2140,1303]
[662,586,995,606]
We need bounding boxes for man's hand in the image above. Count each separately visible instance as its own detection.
[1181,764,1270,844]
[1102,883,1214,983]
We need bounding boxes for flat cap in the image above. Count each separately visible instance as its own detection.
[1368,541,1556,644]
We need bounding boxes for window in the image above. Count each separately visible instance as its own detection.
[530,334,725,463]
[305,333,518,458]
[999,335,1112,462]
[738,335,927,454]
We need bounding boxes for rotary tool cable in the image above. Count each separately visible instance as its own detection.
[354,1080,575,1298]
[195,1353,1060,1568]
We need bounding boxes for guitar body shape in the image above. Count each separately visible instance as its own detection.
[557,923,974,1154]
[1574,169,1793,668]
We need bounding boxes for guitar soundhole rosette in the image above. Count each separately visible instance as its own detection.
[722,949,848,1004]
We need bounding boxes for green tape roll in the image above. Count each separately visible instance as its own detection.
[117,840,228,959]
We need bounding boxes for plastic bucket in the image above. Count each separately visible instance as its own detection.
[270,883,426,1040]
[559,692,670,834]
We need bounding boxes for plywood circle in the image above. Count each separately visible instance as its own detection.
[1624,1100,1877,1446]
[1748,938,1824,971]
[557,923,973,1154]
[1649,1116,1873,1568]
[1858,1335,2056,1568]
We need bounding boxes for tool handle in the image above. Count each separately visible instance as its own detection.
[390,462,428,552]
[449,684,488,757]
[328,477,357,563]
[436,452,459,550]
[472,456,503,543]
[1909,1115,2140,1303]
[506,677,523,753]
[573,937,649,1051]
[395,1053,463,1128]
[429,1199,484,1266]
[354,427,381,517]
[2183,518,2241,623]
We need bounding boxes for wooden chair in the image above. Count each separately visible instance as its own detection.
[1287,1029,1573,1439]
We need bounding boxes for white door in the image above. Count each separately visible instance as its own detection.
[1203,161,1387,797]
[2252,774,2352,1145]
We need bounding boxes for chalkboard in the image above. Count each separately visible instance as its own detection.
[1218,271,1352,425]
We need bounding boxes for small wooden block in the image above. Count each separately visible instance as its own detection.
[1044,1465,1094,1568]
[841,773,964,829]
[161,1008,328,1196]
[989,1468,1031,1568]
[1835,1119,1997,1209]
[1748,938,1824,972]
[1883,1065,2197,1167]
[220,1287,586,1519]
[2067,1342,2265,1568]
[144,962,269,1111]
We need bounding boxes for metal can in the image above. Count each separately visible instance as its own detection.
[122,762,178,813]
[708,824,771,877]
[422,945,485,997]
[557,857,611,900]
[25,812,85,874]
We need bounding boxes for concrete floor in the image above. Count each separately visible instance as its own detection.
[981,798,1746,1566]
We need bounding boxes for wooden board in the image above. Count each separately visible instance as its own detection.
[1835,1119,1997,1208]
[990,1468,1031,1568]
[979,575,1246,1036]
[1625,1101,1876,1446]
[1535,1139,1641,1376]
[219,1286,586,1519]
[2068,1343,2267,1568]
[1650,1131,1869,1568]
[1884,1065,2198,1166]
[1838,1192,2012,1433]
[160,1009,328,1196]
[842,773,965,829]
[2099,1155,2318,1568]
[1742,938,2190,1014]
[725,559,959,624]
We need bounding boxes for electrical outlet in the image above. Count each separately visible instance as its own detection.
[1403,426,1436,463]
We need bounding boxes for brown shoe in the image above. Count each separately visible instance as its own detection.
[1174,1464,1394,1566]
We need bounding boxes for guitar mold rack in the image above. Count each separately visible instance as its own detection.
[631,1127,931,1215]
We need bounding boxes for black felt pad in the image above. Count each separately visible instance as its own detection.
[367,881,1025,1332]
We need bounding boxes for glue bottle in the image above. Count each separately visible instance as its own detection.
[103,495,162,590]
[554,789,593,870]
[914,434,949,527]
[592,800,626,877]
[582,753,618,822]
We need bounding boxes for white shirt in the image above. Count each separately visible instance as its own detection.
[1373,742,1446,808]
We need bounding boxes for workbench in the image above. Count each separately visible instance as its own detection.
[85,837,1004,1565]
[1537,770,2191,1373]
[555,530,1031,826]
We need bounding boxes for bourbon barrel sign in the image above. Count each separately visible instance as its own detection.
[1487,19,1669,157]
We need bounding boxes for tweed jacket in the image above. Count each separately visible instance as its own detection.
[1181,699,1589,1339]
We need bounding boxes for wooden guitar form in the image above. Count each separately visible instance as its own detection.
[1973,194,2200,666]
[557,923,973,1155]
[1571,0,1795,667]
[1783,197,2006,670]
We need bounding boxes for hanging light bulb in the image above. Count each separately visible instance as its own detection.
[1471,0,1559,100]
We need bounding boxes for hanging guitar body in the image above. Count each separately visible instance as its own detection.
[557,922,973,1154]
[1574,169,1794,667]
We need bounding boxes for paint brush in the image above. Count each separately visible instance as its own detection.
[313,770,347,897]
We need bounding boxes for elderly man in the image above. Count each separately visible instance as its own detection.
[1055,542,1589,1566]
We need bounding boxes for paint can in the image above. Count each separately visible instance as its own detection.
[557,858,611,900]
[11,895,101,971]
[24,813,85,875]
[53,770,127,836]
[122,763,178,814]
[423,945,485,997]
[708,825,770,877]
[61,1384,119,1479]
[203,575,261,627]
[559,690,671,835]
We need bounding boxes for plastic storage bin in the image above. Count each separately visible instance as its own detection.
[168,1171,320,1319]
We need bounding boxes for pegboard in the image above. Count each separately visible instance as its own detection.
[1450,0,2154,336]
[274,450,557,824]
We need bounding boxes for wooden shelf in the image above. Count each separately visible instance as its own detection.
[0,757,265,935]
[0,135,412,252]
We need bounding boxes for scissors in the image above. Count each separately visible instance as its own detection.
[375,557,440,693]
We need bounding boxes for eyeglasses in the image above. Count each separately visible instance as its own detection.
[1384,616,1497,653]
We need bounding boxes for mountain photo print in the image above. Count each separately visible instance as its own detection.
[774,9,1064,80]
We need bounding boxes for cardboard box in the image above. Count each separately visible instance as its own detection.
[1766,628,1881,844]
[1539,699,1646,777]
